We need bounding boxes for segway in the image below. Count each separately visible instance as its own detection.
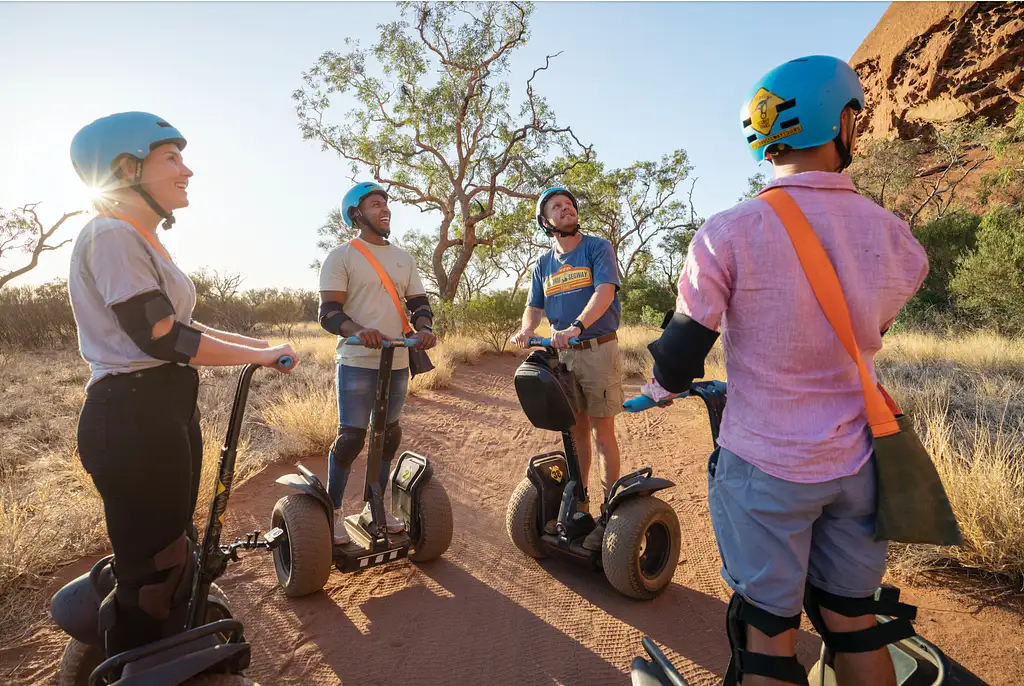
[625,381,953,686]
[49,356,294,686]
[270,337,453,597]
[504,337,682,600]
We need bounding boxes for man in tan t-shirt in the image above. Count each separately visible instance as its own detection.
[317,182,436,544]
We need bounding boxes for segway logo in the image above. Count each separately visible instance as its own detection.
[544,265,592,297]
[748,88,784,136]
[549,466,564,483]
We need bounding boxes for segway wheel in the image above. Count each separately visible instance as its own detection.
[602,496,680,600]
[57,639,102,686]
[408,478,454,562]
[271,495,332,597]
[506,478,547,559]
[56,582,237,686]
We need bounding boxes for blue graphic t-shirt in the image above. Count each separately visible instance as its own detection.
[528,234,621,337]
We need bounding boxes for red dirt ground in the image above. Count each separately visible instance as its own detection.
[3,355,1021,685]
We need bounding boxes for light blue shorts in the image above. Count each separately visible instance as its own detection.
[708,446,889,617]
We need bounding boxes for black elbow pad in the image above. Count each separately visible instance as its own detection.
[405,295,433,330]
[111,291,202,363]
[318,300,351,336]
[647,312,720,393]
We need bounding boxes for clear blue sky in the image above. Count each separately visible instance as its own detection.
[0,1,888,290]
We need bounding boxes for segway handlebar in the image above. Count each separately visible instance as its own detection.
[623,379,727,412]
[624,380,728,442]
[527,336,582,348]
[343,336,421,348]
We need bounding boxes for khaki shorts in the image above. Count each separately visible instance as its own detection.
[558,338,624,418]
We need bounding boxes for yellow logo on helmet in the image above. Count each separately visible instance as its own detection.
[748,88,785,136]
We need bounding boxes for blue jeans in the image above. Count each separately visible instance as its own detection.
[327,364,410,510]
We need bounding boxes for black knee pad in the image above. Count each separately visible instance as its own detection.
[803,583,917,654]
[382,421,402,460]
[724,593,808,685]
[99,534,196,656]
[329,427,367,470]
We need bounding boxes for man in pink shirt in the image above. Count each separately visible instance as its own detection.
[645,56,927,686]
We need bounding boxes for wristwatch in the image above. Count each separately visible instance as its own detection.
[570,318,586,333]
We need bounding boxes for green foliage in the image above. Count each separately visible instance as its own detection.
[738,171,769,202]
[191,269,316,335]
[850,138,922,215]
[460,288,527,352]
[950,206,1024,335]
[912,211,982,311]
[293,1,590,301]
[0,280,77,348]
[618,254,675,326]
[559,150,694,280]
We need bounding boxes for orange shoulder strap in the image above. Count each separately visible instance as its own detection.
[348,239,413,335]
[758,188,900,438]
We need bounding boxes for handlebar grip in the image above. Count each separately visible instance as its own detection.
[527,336,582,347]
[622,391,688,412]
[343,336,419,348]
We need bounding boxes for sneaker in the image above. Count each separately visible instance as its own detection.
[361,502,405,534]
[582,521,605,552]
[333,510,350,545]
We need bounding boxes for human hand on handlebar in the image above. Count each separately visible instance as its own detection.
[355,328,391,349]
[259,344,299,373]
[550,326,582,349]
[510,328,536,349]
[641,377,680,407]
[410,329,436,350]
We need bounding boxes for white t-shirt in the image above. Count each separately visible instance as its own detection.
[68,216,197,388]
[318,238,426,370]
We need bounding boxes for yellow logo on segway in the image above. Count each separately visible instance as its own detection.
[748,87,785,136]
[401,469,412,481]
[549,466,564,483]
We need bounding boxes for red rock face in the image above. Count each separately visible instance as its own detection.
[852,1,1024,142]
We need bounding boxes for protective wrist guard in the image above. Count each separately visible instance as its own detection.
[319,300,352,336]
[647,311,720,394]
[111,291,201,363]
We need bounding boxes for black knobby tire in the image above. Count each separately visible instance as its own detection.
[602,495,680,600]
[57,639,102,686]
[408,477,454,563]
[271,495,332,597]
[56,583,236,686]
[506,478,547,559]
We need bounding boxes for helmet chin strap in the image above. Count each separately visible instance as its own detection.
[130,159,176,230]
[833,112,859,173]
[356,213,391,239]
[542,217,579,238]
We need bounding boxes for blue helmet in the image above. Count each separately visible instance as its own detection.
[741,55,865,165]
[342,182,389,228]
[70,112,187,191]
[536,186,578,233]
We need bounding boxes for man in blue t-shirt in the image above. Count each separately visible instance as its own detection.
[511,186,624,551]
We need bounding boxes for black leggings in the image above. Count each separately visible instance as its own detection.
[77,363,202,655]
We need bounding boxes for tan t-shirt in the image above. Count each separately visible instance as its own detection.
[318,238,426,370]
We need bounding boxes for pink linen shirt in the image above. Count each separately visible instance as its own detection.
[677,171,928,483]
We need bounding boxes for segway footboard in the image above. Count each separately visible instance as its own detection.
[605,467,675,514]
[88,619,249,686]
[526,451,570,531]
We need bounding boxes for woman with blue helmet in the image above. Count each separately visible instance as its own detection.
[643,56,929,685]
[67,111,299,658]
